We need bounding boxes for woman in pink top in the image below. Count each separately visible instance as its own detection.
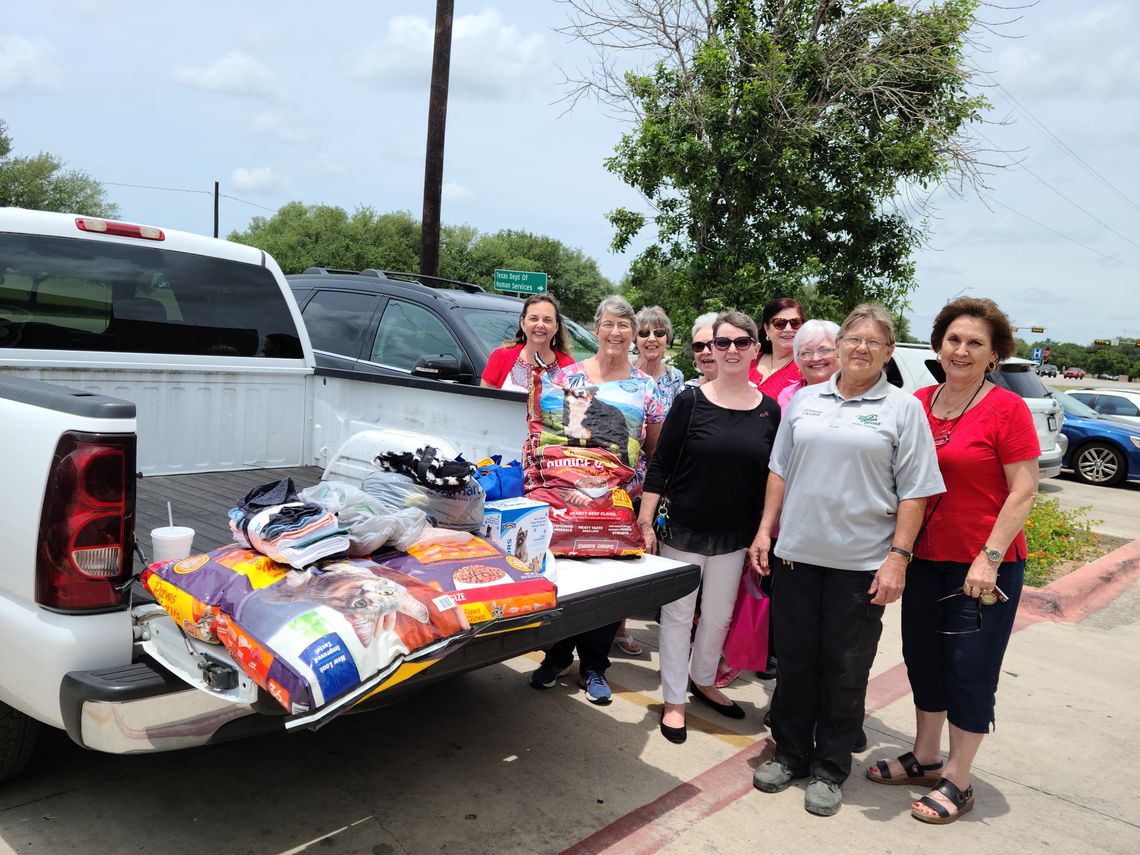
[750,297,805,395]
[479,294,576,391]
[776,320,841,412]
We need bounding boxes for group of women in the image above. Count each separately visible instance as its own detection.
[482,291,1039,824]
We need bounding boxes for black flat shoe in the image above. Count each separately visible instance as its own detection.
[757,655,778,681]
[660,711,687,744]
[689,680,745,719]
[853,728,868,753]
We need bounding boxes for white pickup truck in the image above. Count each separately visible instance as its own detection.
[0,208,697,782]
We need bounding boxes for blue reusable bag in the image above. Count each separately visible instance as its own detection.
[472,455,525,501]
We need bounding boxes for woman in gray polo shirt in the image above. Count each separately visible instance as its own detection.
[746,304,944,817]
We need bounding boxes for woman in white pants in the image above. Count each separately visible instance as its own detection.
[638,311,781,744]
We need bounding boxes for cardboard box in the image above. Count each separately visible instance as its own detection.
[481,497,552,574]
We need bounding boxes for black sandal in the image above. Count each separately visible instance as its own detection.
[911,777,975,824]
[866,751,943,787]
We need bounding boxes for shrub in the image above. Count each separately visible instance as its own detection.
[1023,495,1102,587]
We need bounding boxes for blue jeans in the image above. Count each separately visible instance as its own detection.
[901,558,1025,733]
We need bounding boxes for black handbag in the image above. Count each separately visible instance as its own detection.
[654,390,697,539]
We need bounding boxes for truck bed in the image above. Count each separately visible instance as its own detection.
[134,466,325,570]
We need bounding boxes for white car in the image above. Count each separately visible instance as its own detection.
[888,345,1065,479]
[1067,388,1140,427]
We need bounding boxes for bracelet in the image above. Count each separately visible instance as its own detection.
[888,546,913,562]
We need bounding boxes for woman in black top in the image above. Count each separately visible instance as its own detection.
[638,311,781,744]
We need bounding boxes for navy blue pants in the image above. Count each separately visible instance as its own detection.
[541,622,620,677]
[901,558,1025,734]
[770,562,883,785]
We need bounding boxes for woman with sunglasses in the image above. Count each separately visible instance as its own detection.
[685,312,721,387]
[638,311,781,744]
[748,304,944,817]
[867,297,1038,825]
[750,297,806,396]
[633,305,686,410]
[480,294,576,390]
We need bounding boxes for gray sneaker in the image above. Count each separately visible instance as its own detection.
[753,759,805,793]
[804,777,842,816]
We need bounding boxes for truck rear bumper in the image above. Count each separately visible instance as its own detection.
[61,557,700,753]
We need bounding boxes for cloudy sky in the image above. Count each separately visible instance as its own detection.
[2,1,1136,345]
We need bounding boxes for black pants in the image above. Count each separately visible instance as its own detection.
[771,561,883,785]
[541,621,620,677]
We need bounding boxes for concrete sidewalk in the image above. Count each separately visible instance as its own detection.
[563,545,1140,854]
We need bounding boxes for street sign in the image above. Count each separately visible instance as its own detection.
[1030,326,1045,333]
[493,269,548,294]
[1031,347,1043,363]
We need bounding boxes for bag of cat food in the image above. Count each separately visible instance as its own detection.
[373,530,557,624]
[523,371,655,557]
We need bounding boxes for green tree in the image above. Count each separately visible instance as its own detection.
[561,0,988,323]
[0,120,118,217]
[229,203,421,273]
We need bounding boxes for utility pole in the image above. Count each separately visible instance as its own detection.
[213,181,219,238]
[420,0,453,279]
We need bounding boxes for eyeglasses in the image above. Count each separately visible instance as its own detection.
[598,320,633,332]
[840,335,887,352]
[691,340,714,353]
[713,336,756,351]
[936,585,1008,635]
[637,328,668,339]
[932,430,952,448]
[798,346,837,360]
[768,318,803,331]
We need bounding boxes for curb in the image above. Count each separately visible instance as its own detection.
[1019,538,1140,622]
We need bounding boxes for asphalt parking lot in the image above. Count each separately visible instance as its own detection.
[1043,472,1139,541]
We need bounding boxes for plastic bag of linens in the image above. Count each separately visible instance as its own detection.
[362,446,484,531]
[523,373,646,557]
[141,545,471,714]
[299,480,427,555]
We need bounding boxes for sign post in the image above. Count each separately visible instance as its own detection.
[493,269,548,295]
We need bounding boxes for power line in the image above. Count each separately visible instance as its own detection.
[103,181,211,196]
[974,129,1140,254]
[980,71,1140,214]
[986,196,1140,273]
[219,193,276,212]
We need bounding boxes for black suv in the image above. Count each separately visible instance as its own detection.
[286,268,598,385]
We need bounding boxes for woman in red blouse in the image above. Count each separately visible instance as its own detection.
[479,295,576,391]
[867,297,1039,825]
[749,297,805,396]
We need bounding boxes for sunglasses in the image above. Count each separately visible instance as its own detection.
[638,328,668,339]
[936,585,1009,635]
[691,340,714,353]
[713,336,756,351]
[768,317,803,331]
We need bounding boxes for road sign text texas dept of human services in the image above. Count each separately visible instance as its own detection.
[493,269,548,294]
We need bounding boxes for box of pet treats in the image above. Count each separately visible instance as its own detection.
[481,497,552,574]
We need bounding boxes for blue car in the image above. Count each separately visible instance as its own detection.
[1055,390,1140,487]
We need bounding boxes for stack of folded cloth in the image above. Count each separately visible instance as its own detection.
[228,477,349,568]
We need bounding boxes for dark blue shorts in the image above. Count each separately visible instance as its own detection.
[901,558,1024,733]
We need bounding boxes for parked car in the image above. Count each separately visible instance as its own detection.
[1066,388,1140,428]
[1097,372,1120,380]
[1036,363,1058,377]
[286,268,598,386]
[1063,367,1085,379]
[1055,390,1140,487]
[886,346,1065,478]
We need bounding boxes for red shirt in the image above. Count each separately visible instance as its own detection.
[750,357,803,396]
[481,344,575,389]
[913,385,1039,563]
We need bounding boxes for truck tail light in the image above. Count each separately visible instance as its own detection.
[36,432,137,612]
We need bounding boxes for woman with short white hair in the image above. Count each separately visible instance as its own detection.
[686,312,721,387]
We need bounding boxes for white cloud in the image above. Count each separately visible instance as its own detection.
[230,166,280,193]
[0,35,63,92]
[353,9,547,99]
[172,50,278,97]
[442,182,472,202]
[252,110,306,143]
[313,154,347,176]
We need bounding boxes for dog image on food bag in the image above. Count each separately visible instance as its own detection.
[562,386,631,465]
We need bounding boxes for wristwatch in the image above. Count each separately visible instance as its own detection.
[981,546,1002,562]
[888,546,913,561]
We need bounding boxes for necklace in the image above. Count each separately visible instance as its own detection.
[931,379,985,420]
[929,379,985,448]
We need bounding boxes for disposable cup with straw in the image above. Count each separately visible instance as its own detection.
[151,502,195,563]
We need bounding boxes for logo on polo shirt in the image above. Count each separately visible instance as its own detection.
[856,414,881,428]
